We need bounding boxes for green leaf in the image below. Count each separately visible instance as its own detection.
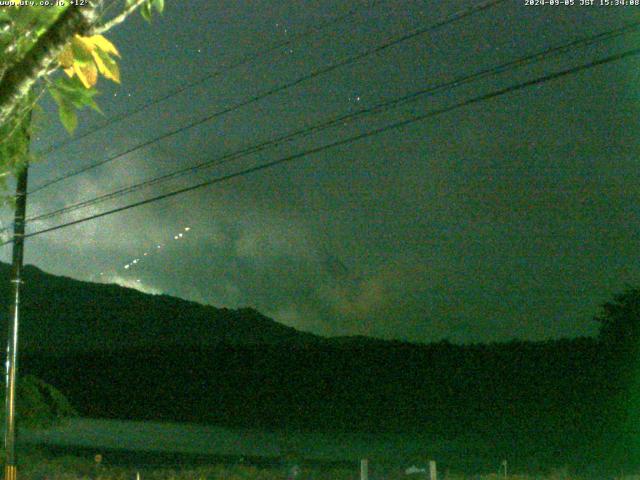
[58,102,78,133]
[94,47,120,84]
[49,87,77,133]
[85,96,103,115]
[140,1,152,21]
[54,76,100,106]
[152,0,164,14]
[49,77,103,133]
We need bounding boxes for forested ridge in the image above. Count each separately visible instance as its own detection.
[3,263,640,471]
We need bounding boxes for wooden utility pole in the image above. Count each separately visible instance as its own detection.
[3,139,29,480]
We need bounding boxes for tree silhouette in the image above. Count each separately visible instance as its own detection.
[594,288,640,469]
[596,287,640,355]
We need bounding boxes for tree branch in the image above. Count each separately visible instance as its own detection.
[0,3,100,127]
[92,0,147,35]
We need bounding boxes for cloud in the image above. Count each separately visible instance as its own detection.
[105,274,163,296]
[15,6,640,347]
[234,218,315,261]
[319,275,387,319]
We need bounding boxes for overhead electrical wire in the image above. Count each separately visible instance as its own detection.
[38,0,379,156]
[5,46,639,246]
[16,20,640,230]
[28,0,507,195]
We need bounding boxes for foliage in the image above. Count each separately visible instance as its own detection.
[0,5,66,68]
[0,0,163,179]
[595,287,640,350]
[592,288,640,467]
[59,33,120,88]
[0,5,118,134]
[0,93,32,191]
[0,374,76,429]
[49,75,102,134]
[133,0,164,22]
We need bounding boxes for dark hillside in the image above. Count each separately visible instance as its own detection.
[0,262,625,470]
[0,263,320,353]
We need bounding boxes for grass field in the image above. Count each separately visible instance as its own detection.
[19,418,463,466]
[14,453,591,480]
[18,418,624,479]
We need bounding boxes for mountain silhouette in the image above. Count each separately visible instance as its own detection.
[0,263,320,354]
[0,262,625,472]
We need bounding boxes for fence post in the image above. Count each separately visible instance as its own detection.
[360,459,369,480]
[429,460,437,480]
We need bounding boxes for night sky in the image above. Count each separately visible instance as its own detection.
[3,0,639,343]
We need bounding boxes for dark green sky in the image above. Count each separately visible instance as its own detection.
[5,0,640,343]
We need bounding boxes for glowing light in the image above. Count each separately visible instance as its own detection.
[116,226,196,280]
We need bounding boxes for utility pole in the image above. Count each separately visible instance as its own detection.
[3,131,29,480]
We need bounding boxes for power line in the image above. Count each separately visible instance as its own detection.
[28,0,507,195]
[19,20,640,229]
[9,46,640,245]
[38,1,377,156]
